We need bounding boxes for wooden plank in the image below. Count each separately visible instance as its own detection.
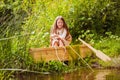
[29,45,92,62]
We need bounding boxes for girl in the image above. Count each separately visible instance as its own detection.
[50,16,72,47]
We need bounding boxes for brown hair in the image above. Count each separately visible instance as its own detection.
[50,16,70,37]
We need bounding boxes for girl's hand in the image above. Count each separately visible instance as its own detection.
[51,34,58,38]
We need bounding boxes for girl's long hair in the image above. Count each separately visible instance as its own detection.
[50,16,70,37]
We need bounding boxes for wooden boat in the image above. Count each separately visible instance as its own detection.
[29,45,93,62]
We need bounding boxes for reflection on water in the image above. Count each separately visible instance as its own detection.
[15,69,120,80]
[94,69,110,80]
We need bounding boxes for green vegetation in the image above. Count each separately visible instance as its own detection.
[0,0,120,79]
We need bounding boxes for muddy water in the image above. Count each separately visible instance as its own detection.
[15,69,120,80]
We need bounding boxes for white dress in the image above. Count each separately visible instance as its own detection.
[57,28,67,39]
[51,28,67,46]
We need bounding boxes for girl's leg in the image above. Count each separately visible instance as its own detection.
[51,39,59,47]
[59,40,64,47]
[54,42,59,47]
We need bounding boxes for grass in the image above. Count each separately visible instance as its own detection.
[93,36,120,57]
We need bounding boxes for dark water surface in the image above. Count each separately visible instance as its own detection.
[15,69,120,80]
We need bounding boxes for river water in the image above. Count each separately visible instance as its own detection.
[15,69,120,80]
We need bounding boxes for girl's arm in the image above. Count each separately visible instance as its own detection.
[50,33,59,39]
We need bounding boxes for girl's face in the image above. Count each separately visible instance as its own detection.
[57,19,64,29]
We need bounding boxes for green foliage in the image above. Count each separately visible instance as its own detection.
[70,0,120,41]
[47,61,67,72]
[0,0,120,79]
[93,32,120,56]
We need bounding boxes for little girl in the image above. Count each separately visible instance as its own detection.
[50,16,72,47]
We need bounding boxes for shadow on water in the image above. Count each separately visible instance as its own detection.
[15,69,120,80]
